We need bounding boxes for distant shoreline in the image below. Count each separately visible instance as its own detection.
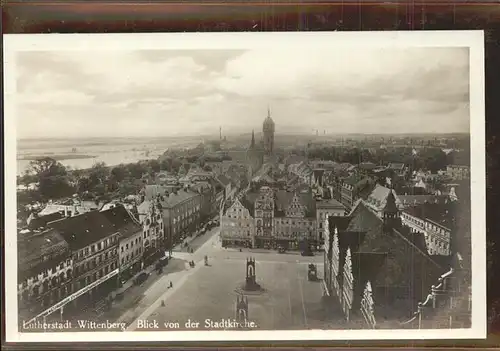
[17,154,97,161]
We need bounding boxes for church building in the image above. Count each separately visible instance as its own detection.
[323,190,449,328]
[246,107,276,177]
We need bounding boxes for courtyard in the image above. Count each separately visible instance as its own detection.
[138,250,348,331]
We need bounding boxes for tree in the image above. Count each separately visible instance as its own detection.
[27,157,73,200]
[110,165,127,182]
[148,159,161,173]
[27,157,67,178]
[89,162,108,186]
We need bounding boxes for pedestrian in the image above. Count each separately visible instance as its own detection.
[170,281,173,288]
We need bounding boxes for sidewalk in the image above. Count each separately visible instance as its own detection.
[124,230,221,330]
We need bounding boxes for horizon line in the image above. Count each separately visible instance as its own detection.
[17,131,471,141]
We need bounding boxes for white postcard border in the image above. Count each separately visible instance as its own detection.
[4,30,486,342]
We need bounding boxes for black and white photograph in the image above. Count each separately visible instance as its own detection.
[4,31,486,342]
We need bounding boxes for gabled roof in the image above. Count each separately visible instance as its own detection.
[49,211,119,250]
[274,190,316,218]
[366,184,403,210]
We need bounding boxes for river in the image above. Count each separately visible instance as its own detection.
[16,137,200,175]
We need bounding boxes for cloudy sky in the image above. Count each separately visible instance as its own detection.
[16,48,469,139]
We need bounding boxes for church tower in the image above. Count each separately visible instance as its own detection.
[263,106,275,156]
[383,189,401,233]
[246,130,263,177]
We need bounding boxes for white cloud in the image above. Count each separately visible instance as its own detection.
[15,48,470,139]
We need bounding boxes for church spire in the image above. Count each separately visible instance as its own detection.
[383,188,401,232]
[250,130,255,148]
[267,105,271,118]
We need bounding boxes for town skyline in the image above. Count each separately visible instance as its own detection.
[16,47,470,139]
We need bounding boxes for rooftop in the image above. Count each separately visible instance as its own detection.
[316,198,345,209]
[49,211,119,251]
[18,228,69,277]
[403,202,454,230]
[274,190,316,218]
[27,212,64,230]
[159,188,201,208]
[100,205,142,240]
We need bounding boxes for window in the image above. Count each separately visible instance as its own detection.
[121,247,124,252]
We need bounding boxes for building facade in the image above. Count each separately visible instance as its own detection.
[102,206,144,279]
[273,191,316,250]
[49,211,120,316]
[18,229,74,323]
[220,198,255,247]
[159,189,202,247]
[254,186,275,248]
[446,165,470,180]
[401,203,452,256]
[137,198,167,263]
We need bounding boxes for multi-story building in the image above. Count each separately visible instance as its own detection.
[191,182,216,222]
[446,165,470,180]
[137,198,166,265]
[18,229,73,323]
[220,198,255,247]
[340,175,374,211]
[316,198,345,246]
[101,205,144,280]
[253,186,275,248]
[401,203,452,256]
[49,211,120,315]
[273,190,316,250]
[159,188,202,246]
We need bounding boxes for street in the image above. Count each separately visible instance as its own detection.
[125,232,347,331]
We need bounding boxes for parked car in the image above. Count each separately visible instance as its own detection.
[134,272,150,286]
[301,251,314,257]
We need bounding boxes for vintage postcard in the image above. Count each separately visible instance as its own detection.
[4,31,486,342]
